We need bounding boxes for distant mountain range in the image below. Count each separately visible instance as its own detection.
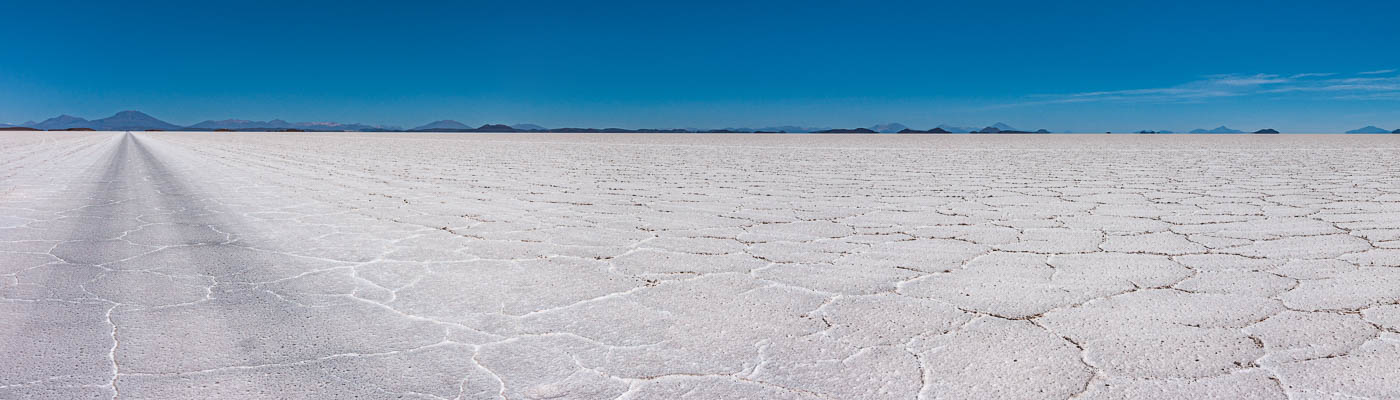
[814,128,878,134]
[869,123,909,133]
[1189,126,1244,134]
[4,111,1396,134]
[411,120,472,131]
[188,119,296,130]
[899,127,951,134]
[25,112,400,132]
[511,123,547,131]
[31,111,184,131]
[191,119,399,131]
[935,124,977,133]
[1346,126,1390,134]
[754,126,827,133]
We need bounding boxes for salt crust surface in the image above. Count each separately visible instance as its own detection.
[1,132,1398,399]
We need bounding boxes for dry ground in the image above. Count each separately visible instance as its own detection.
[2,131,1398,399]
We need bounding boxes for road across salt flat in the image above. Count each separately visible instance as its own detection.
[2,131,1399,399]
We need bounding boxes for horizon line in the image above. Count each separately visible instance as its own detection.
[6,110,1398,134]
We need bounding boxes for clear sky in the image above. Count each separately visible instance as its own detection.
[3,0,1398,132]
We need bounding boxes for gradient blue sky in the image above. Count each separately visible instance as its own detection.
[3,0,1399,131]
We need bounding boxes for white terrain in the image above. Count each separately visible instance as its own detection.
[2,131,1399,399]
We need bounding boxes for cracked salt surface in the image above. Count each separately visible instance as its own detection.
[2,131,1399,399]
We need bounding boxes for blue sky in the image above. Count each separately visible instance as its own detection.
[3,0,1398,131]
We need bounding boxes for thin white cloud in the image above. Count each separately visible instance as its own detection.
[1359,69,1396,75]
[1288,72,1335,79]
[1206,73,1290,86]
[995,71,1400,109]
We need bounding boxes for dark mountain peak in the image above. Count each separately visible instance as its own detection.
[86,111,182,131]
[897,127,951,134]
[1253,129,1280,134]
[476,124,519,132]
[814,128,876,134]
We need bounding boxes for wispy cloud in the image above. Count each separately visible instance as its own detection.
[1289,72,1335,79]
[991,70,1400,109]
[1207,73,1291,86]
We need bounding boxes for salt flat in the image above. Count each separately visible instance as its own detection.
[2,131,1399,399]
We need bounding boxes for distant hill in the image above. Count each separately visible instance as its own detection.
[190,119,294,130]
[814,128,877,134]
[511,123,547,131]
[475,124,518,132]
[293,121,399,131]
[1254,129,1280,134]
[188,119,401,131]
[870,123,909,133]
[935,124,975,133]
[758,126,824,133]
[32,111,182,131]
[1394,129,1400,134]
[33,115,93,130]
[898,127,951,134]
[411,120,472,131]
[1189,126,1244,134]
[1346,126,1389,134]
[971,123,1046,134]
[91,111,183,130]
[545,127,688,133]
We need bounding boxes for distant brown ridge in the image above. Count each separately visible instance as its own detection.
[0,127,40,131]
[52,128,96,131]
